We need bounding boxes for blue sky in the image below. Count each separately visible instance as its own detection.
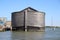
[0,0,60,26]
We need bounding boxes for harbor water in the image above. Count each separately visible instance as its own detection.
[0,28,60,40]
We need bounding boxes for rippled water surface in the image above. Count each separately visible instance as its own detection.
[0,28,60,40]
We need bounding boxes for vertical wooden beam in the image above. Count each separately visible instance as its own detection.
[25,10,27,32]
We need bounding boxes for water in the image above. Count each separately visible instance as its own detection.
[0,28,60,40]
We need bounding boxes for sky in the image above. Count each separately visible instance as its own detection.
[0,0,60,26]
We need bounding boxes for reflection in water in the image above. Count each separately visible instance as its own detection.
[0,31,11,40]
[11,32,25,40]
[11,32,44,40]
[0,28,60,40]
[25,32,45,40]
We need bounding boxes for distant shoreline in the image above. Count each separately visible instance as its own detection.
[45,26,60,28]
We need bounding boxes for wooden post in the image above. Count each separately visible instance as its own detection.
[25,10,27,32]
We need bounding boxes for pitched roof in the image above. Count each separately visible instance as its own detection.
[23,7,38,12]
[12,7,45,14]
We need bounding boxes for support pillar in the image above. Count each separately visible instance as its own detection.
[25,10,27,32]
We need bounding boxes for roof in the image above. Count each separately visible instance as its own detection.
[12,7,45,14]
